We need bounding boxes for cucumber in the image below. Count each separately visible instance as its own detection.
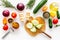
[48,18,53,28]
[33,0,48,14]
[57,11,60,19]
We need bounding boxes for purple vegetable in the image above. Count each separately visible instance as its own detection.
[2,10,10,17]
[17,3,25,11]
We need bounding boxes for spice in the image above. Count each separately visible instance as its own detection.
[12,22,19,29]
[8,18,13,23]
[3,18,7,25]
[42,5,48,12]
[43,11,50,19]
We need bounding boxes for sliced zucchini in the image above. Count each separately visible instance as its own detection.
[26,23,33,29]
[32,20,39,26]
[36,24,43,29]
[30,27,36,32]
[48,18,53,28]
[57,11,60,19]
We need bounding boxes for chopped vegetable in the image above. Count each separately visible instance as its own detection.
[36,24,43,29]
[30,27,36,32]
[27,0,35,8]
[57,11,60,19]
[3,18,7,25]
[26,23,33,29]
[3,25,8,31]
[42,5,48,12]
[32,20,39,26]
[33,0,48,14]
[19,13,24,22]
[26,12,30,20]
[48,18,53,28]
[50,10,57,18]
[53,18,58,24]
[43,11,50,19]
[50,2,58,11]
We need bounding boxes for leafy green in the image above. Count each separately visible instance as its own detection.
[1,0,15,8]
[27,0,35,8]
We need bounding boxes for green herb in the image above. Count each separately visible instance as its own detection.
[55,24,60,27]
[1,0,15,9]
[27,0,35,8]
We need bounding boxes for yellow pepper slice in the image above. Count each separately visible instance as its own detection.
[50,10,57,18]
[50,2,58,11]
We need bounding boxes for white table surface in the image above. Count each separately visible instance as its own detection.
[0,0,60,40]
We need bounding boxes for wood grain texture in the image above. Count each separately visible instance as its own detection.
[24,17,45,36]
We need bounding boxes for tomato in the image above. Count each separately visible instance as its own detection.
[53,18,58,24]
[11,12,17,18]
[3,25,8,31]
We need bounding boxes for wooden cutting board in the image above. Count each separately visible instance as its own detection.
[24,17,45,36]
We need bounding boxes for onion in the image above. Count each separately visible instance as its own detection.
[17,3,25,11]
[2,10,10,17]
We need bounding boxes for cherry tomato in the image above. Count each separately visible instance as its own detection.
[11,12,17,18]
[53,18,58,24]
[3,25,8,31]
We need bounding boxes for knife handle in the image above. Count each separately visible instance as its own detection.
[42,31,52,39]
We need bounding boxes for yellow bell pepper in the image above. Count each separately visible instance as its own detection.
[50,2,58,11]
[50,10,57,18]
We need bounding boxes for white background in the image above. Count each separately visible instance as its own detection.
[0,0,60,40]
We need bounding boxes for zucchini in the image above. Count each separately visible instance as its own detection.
[48,18,53,28]
[33,0,48,14]
[57,11,60,19]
